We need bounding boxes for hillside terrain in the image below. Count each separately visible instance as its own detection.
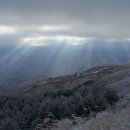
[17,62,130,98]
[0,63,130,130]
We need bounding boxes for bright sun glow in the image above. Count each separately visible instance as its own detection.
[0,26,18,35]
[22,35,91,46]
[40,25,70,31]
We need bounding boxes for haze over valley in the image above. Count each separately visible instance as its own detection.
[0,0,130,130]
[0,40,130,92]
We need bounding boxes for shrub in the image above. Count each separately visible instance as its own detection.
[0,84,119,130]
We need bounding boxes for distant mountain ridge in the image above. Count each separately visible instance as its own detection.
[15,62,130,98]
[0,41,130,91]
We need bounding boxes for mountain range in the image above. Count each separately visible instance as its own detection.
[16,62,130,98]
[0,41,130,92]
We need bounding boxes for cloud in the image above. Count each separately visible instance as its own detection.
[40,26,71,32]
[22,35,89,46]
[0,25,18,35]
[0,0,130,46]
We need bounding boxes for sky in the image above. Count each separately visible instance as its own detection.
[0,0,130,46]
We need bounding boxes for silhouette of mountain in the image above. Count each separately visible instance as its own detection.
[16,62,130,98]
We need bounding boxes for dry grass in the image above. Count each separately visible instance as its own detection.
[51,103,130,130]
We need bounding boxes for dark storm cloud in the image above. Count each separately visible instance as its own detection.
[0,0,130,45]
